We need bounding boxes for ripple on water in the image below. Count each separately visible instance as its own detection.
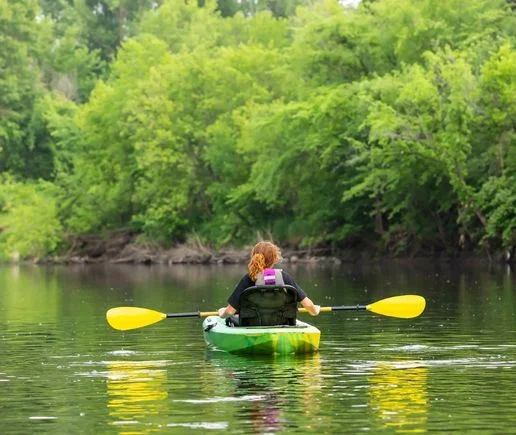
[383,344,516,352]
[166,422,228,430]
[110,420,139,425]
[106,350,138,356]
[70,359,171,368]
[49,354,88,359]
[71,359,172,379]
[341,357,516,372]
[173,395,266,404]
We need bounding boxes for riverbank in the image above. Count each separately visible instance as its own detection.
[20,230,511,266]
[48,232,344,265]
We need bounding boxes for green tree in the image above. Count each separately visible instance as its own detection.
[73,0,162,62]
[139,0,290,53]
[39,0,105,102]
[69,2,292,242]
[0,0,55,179]
[474,45,516,249]
[0,177,63,258]
[290,0,513,86]
[213,0,312,17]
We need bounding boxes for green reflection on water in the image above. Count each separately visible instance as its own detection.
[205,351,323,433]
[1,263,516,434]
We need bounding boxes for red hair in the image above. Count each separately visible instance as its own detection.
[248,241,282,281]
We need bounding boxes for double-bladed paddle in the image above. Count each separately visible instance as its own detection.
[106,294,425,331]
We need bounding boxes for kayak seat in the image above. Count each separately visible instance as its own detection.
[238,285,298,327]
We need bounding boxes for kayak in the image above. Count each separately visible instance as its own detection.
[202,316,321,355]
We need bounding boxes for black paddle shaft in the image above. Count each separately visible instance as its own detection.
[166,312,201,318]
[331,305,367,311]
[165,306,367,318]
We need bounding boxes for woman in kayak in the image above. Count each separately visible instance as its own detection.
[218,241,321,319]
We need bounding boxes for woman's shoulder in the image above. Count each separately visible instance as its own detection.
[279,269,296,282]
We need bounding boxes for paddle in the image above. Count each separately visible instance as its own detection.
[298,294,426,318]
[106,294,425,331]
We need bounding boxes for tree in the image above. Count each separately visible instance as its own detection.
[73,0,162,62]
[0,177,63,258]
[0,0,55,179]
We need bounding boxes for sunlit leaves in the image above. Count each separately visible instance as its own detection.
[3,0,516,257]
[0,177,63,258]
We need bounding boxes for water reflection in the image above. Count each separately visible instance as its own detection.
[206,351,322,433]
[368,362,429,433]
[106,360,168,431]
[3,263,516,434]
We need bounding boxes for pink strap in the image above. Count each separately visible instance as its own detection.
[263,268,276,284]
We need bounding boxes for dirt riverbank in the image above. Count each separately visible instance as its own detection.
[19,230,514,266]
[47,231,344,265]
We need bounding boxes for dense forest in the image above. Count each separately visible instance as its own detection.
[0,0,515,261]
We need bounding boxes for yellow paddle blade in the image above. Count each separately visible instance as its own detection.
[106,307,166,331]
[366,295,426,319]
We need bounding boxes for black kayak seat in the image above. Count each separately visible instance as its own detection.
[238,285,298,327]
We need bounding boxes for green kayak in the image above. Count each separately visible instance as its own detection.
[202,316,321,355]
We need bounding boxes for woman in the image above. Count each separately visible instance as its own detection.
[218,241,321,319]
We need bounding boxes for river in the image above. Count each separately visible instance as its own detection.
[1,262,515,433]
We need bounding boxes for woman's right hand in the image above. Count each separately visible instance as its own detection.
[301,297,321,316]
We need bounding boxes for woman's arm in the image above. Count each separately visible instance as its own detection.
[218,304,237,318]
[300,297,321,316]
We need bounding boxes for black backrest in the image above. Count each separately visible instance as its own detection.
[238,285,298,327]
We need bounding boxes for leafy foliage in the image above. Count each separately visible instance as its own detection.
[1,0,516,258]
[0,177,63,258]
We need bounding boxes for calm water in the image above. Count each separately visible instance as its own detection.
[1,262,515,433]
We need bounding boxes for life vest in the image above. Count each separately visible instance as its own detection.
[238,269,297,326]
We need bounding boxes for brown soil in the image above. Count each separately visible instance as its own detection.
[21,230,511,266]
[49,231,344,265]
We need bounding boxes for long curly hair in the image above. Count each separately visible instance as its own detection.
[248,241,282,281]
